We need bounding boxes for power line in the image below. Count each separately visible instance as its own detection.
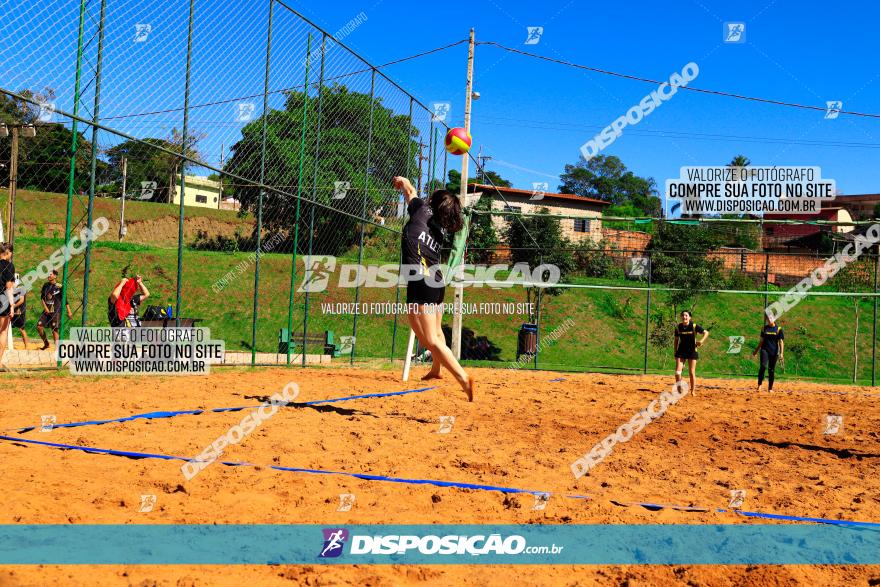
[472,116,880,150]
[477,41,880,120]
[102,40,468,122]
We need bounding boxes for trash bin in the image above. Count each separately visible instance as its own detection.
[517,323,538,361]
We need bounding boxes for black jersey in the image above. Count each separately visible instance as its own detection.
[760,324,784,356]
[41,282,63,315]
[0,259,14,289]
[401,198,444,282]
[674,322,705,355]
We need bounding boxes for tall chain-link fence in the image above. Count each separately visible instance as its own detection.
[2,0,878,384]
[1,0,461,365]
[457,207,880,385]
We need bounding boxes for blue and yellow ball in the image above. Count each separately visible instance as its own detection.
[444,127,472,155]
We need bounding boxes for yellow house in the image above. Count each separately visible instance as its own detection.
[466,183,610,243]
[172,175,223,209]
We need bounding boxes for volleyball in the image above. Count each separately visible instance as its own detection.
[444,127,472,155]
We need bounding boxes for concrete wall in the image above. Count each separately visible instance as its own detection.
[172,175,222,209]
[488,194,604,243]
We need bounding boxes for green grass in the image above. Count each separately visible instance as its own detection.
[2,188,254,248]
[5,191,879,385]
[12,235,879,385]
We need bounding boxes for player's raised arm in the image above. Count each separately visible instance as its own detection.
[393,176,418,205]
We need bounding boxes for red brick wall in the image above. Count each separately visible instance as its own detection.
[600,228,652,253]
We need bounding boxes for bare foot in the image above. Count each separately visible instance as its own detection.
[422,371,442,381]
[463,377,475,402]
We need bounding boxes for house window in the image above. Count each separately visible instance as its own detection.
[195,194,208,204]
[503,205,521,214]
[573,218,590,232]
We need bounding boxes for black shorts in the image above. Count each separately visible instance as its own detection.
[11,313,25,329]
[675,350,699,360]
[406,277,445,306]
[38,312,60,330]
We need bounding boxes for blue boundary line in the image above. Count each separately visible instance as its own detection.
[6,386,438,434]
[0,434,878,528]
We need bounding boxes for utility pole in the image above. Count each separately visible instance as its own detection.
[118,156,127,240]
[451,27,475,359]
[218,141,224,210]
[3,123,36,247]
[416,140,427,197]
[7,126,18,247]
[477,149,492,184]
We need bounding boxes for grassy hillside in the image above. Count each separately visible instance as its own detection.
[9,235,880,385]
[5,190,878,385]
[2,189,254,248]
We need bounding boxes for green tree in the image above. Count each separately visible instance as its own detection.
[465,193,499,264]
[104,128,203,203]
[0,88,96,194]
[444,169,512,263]
[226,83,417,256]
[445,168,511,194]
[728,154,751,167]
[505,206,575,320]
[559,154,660,216]
[647,221,727,308]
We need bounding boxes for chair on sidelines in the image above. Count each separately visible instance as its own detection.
[277,329,341,358]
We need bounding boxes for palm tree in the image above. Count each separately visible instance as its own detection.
[729,155,751,167]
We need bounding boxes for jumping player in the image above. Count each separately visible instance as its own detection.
[393,175,474,401]
[752,315,784,392]
[673,310,709,396]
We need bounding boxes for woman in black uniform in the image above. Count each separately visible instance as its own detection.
[673,310,709,396]
[0,243,16,367]
[393,176,474,401]
[752,316,784,392]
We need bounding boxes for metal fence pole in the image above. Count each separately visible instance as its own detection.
[302,33,326,367]
[533,253,543,370]
[58,0,88,355]
[174,0,196,327]
[643,251,652,374]
[250,0,275,365]
[426,119,434,194]
[350,68,376,364]
[285,32,312,365]
[431,127,439,188]
[763,251,770,311]
[81,0,107,326]
[873,247,878,385]
[390,97,415,362]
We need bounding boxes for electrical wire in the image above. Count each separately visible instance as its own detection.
[477,41,880,120]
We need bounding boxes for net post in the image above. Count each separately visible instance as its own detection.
[873,245,878,385]
[643,250,652,374]
[452,27,475,360]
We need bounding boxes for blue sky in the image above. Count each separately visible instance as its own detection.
[3,0,879,199]
[296,0,880,196]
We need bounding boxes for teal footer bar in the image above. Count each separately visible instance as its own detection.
[1,524,878,565]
